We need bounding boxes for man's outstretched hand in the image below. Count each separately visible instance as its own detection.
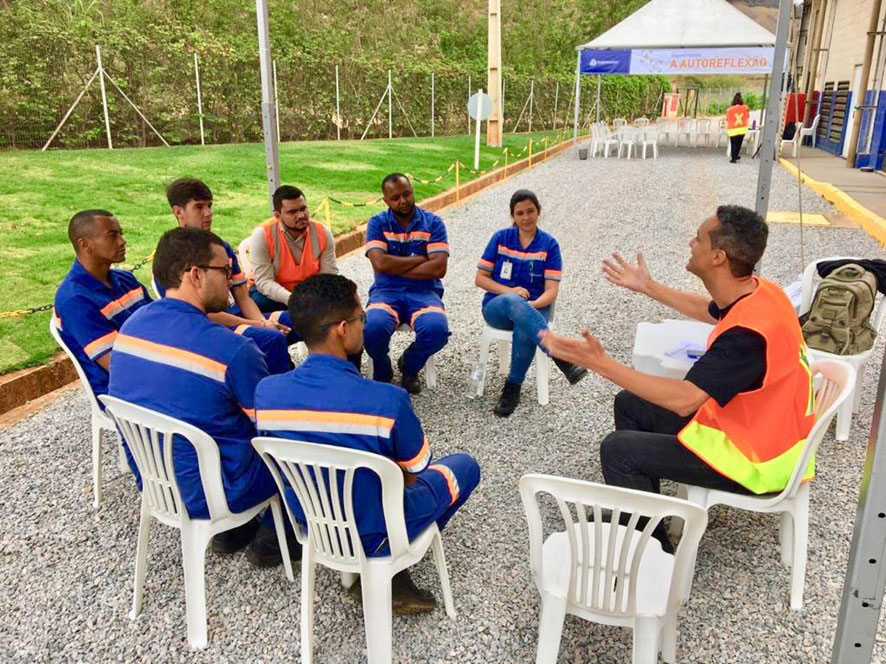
[540,329,608,372]
[602,252,653,294]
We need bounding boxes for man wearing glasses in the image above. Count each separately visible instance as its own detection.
[109,227,293,565]
[253,274,480,610]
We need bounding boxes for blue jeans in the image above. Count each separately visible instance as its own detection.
[482,294,551,385]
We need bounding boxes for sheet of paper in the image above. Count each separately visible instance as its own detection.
[664,341,706,363]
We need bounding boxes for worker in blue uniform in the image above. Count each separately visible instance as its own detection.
[363,173,450,394]
[53,209,152,398]
[109,227,295,566]
[254,273,480,613]
[161,178,290,375]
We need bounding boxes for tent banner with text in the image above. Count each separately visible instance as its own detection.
[580,47,774,76]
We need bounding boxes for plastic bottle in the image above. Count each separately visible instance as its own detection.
[467,364,484,399]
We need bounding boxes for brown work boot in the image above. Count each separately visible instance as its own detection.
[347,569,438,615]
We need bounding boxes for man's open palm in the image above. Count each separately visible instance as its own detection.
[602,252,652,293]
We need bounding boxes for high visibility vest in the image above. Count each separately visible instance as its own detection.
[726,104,750,136]
[678,278,816,494]
[259,219,327,292]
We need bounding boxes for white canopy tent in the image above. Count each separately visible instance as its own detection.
[572,0,791,225]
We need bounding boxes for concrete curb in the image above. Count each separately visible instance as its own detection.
[779,157,886,246]
[1,135,581,417]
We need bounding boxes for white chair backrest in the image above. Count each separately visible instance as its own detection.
[697,118,711,131]
[613,118,627,128]
[149,276,162,300]
[252,437,410,565]
[238,237,253,281]
[48,315,105,416]
[633,117,649,127]
[809,114,821,132]
[99,395,233,523]
[519,474,707,618]
[799,257,886,332]
[772,359,855,503]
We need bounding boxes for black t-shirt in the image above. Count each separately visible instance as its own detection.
[683,294,767,407]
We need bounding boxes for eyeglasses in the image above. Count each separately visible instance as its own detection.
[320,312,366,329]
[197,264,233,279]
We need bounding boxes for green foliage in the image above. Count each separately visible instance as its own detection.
[707,91,764,116]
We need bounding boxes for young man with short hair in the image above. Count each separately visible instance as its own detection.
[163,178,290,374]
[53,209,152,397]
[254,274,480,612]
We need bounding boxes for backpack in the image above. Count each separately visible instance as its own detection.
[800,263,878,355]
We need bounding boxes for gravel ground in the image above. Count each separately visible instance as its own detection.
[2,148,885,663]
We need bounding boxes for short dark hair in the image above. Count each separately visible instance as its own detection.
[509,189,541,215]
[381,173,410,193]
[153,227,226,290]
[732,92,744,106]
[711,205,768,277]
[68,209,114,250]
[272,185,305,212]
[166,178,213,208]
[289,274,359,345]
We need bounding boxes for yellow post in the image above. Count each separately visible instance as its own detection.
[323,197,332,227]
[504,148,509,172]
[528,139,533,166]
[544,136,548,159]
[455,161,460,202]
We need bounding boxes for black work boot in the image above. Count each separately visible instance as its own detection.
[397,351,422,395]
[348,569,437,615]
[493,381,522,417]
[553,358,588,385]
[245,523,302,568]
[211,515,261,554]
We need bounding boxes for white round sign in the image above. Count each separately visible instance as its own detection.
[468,92,493,121]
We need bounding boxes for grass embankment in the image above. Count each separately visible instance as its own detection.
[0,130,562,374]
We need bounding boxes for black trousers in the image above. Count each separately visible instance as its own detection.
[729,134,745,161]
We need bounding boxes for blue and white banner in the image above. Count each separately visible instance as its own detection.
[580,47,774,76]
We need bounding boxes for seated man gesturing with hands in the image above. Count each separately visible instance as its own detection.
[542,205,814,551]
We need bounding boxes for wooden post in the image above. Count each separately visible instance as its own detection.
[335,64,341,141]
[467,76,472,134]
[845,0,882,167]
[387,69,392,140]
[803,0,828,126]
[194,53,205,145]
[431,71,435,137]
[455,161,460,201]
[96,46,113,149]
[528,80,534,133]
[486,0,502,146]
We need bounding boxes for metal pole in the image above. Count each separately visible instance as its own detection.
[96,45,113,150]
[335,64,341,141]
[431,71,435,137]
[474,88,483,169]
[553,81,559,130]
[528,80,534,133]
[388,69,392,139]
[572,50,581,145]
[596,75,602,123]
[194,53,205,145]
[754,0,793,273]
[273,59,281,143]
[845,0,883,168]
[502,76,506,130]
[255,0,280,211]
[41,68,99,151]
[832,351,886,663]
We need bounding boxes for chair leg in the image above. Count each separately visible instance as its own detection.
[790,499,810,611]
[92,418,103,509]
[130,500,152,620]
[853,365,866,414]
[779,511,793,568]
[113,431,129,473]
[425,355,437,389]
[660,613,678,664]
[366,355,374,380]
[301,550,317,664]
[181,525,209,648]
[340,571,358,589]
[534,593,567,664]
[431,531,457,619]
[536,349,550,406]
[269,496,294,582]
[477,335,491,397]
[361,568,393,664]
[497,339,510,376]
[835,395,853,441]
[632,616,660,664]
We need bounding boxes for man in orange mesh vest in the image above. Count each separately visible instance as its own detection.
[543,206,814,550]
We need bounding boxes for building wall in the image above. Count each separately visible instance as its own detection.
[816,0,886,90]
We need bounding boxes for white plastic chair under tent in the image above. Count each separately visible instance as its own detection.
[251,436,457,664]
[675,359,855,611]
[780,122,803,158]
[617,127,640,159]
[99,396,292,648]
[48,315,128,509]
[365,324,438,388]
[640,129,659,159]
[694,118,717,147]
[520,474,708,664]
[799,257,886,441]
[800,114,821,147]
[475,315,553,406]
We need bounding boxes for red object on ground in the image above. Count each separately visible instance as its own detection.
[784,93,807,128]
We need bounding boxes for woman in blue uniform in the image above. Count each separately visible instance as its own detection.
[475,189,587,417]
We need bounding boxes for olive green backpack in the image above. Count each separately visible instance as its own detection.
[800,263,878,355]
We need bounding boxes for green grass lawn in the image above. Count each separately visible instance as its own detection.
[0,130,564,374]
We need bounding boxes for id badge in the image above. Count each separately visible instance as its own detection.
[500,260,513,280]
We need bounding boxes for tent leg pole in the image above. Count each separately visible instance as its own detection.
[256,0,280,212]
[754,0,793,274]
[572,51,581,146]
[596,75,601,124]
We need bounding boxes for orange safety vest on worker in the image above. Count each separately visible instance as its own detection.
[678,277,815,494]
[726,104,750,137]
[256,219,327,292]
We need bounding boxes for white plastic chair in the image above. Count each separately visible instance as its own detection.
[599,125,620,158]
[631,319,714,380]
[633,117,650,128]
[475,322,551,406]
[251,437,456,664]
[800,114,821,147]
[799,257,886,440]
[695,119,716,147]
[613,118,627,128]
[237,237,253,279]
[677,359,855,611]
[780,122,803,157]
[675,118,697,147]
[520,474,708,664]
[640,129,659,159]
[617,128,639,159]
[99,396,292,648]
[366,323,438,388]
[49,315,127,508]
[149,277,161,300]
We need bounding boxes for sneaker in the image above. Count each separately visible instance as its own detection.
[348,569,437,615]
[211,516,261,554]
[397,353,422,395]
[552,358,588,385]
[493,381,521,417]
[245,524,302,568]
